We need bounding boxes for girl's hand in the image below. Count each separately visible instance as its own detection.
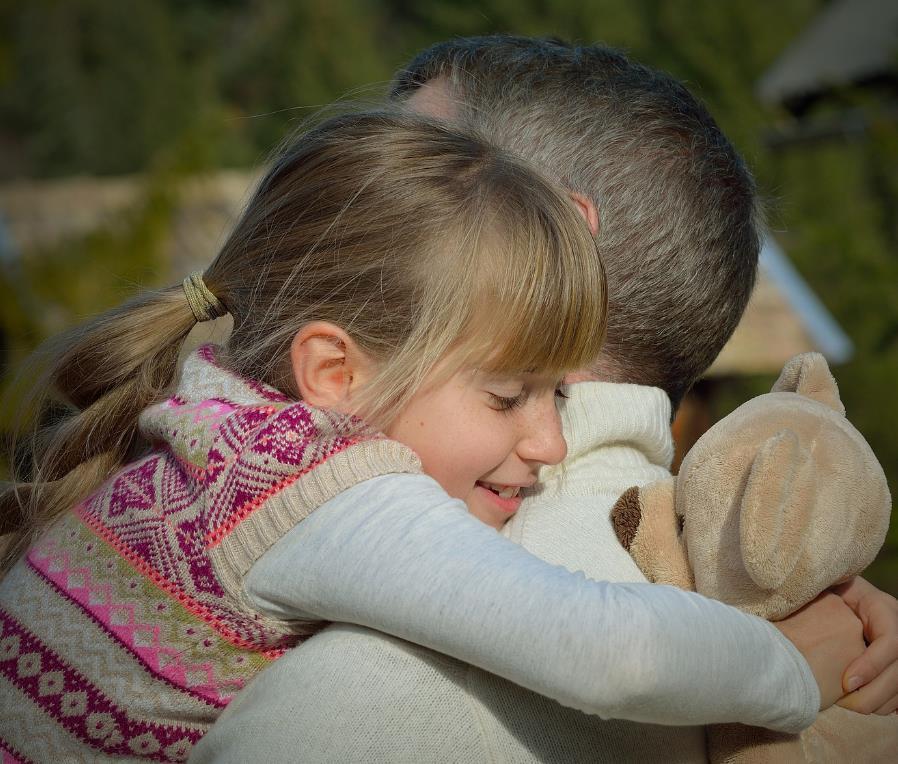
[832,576,898,715]
[773,591,866,711]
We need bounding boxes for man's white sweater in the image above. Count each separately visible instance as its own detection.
[192,383,818,763]
[484,383,708,760]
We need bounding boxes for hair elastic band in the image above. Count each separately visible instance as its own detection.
[182,272,227,323]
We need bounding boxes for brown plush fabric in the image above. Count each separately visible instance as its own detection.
[611,487,642,551]
[610,353,898,763]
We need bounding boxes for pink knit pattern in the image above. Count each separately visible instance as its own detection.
[28,527,250,706]
[0,610,201,760]
[0,744,27,764]
[0,346,419,761]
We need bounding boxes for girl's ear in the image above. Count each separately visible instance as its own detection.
[290,322,374,413]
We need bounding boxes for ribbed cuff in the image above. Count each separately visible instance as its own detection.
[213,439,421,600]
[761,620,821,733]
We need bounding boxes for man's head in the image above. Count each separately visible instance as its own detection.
[391,35,761,410]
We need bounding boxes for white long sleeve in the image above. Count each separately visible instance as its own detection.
[245,472,819,732]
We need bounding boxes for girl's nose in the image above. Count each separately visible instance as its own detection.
[518,397,567,466]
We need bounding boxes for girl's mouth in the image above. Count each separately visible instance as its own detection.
[477,481,521,499]
[475,481,523,513]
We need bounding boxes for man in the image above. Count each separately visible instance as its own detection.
[193,37,898,762]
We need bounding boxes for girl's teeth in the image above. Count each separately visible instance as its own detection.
[479,482,521,499]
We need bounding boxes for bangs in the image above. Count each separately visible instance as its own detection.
[444,186,607,382]
[344,136,608,429]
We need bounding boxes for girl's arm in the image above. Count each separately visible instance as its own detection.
[245,473,820,732]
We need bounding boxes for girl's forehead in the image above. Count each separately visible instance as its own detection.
[471,367,562,386]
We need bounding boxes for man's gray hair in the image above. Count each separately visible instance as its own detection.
[391,35,761,409]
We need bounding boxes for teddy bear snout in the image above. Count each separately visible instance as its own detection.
[612,487,642,551]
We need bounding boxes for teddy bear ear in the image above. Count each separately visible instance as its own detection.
[740,429,815,591]
[771,353,845,416]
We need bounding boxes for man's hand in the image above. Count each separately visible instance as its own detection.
[773,592,866,711]
[833,576,898,714]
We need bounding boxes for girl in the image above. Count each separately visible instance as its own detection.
[0,112,839,762]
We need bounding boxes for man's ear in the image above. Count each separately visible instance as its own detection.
[290,322,374,413]
[569,192,599,236]
[404,77,458,121]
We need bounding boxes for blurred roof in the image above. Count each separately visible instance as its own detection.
[708,236,853,376]
[0,171,260,273]
[757,0,898,109]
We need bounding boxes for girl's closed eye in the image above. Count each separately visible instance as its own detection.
[489,379,567,412]
[489,390,528,412]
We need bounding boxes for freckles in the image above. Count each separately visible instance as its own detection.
[418,420,425,427]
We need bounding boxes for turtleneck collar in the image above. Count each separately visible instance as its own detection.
[537,381,675,494]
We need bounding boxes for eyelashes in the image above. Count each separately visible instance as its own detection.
[489,392,528,412]
[489,386,568,413]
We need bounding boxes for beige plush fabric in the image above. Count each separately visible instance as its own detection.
[612,353,897,763]
[709,707,898,763]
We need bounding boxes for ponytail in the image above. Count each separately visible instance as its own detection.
[1,277,224,572]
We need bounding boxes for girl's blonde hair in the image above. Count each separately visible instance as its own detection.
[1,111,606,570]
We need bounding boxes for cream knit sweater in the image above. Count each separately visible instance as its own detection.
[192,383,819,763]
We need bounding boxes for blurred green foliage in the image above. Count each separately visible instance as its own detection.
[1,0,896,589]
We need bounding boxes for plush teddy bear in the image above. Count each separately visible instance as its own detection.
[611,353,897,762]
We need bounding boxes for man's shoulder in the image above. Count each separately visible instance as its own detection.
[193,624,490,763]
[295,622,472,688]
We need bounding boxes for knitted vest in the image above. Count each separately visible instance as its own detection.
[0,346,420,763]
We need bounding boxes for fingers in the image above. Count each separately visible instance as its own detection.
[875,694,898,715]
[832,576,876,628]
[838,659,898,714]
[833,576,898,714]
[838,688,898,715]
[832,576,898,638]
[841,627,898,694]
[775,592,866,710]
